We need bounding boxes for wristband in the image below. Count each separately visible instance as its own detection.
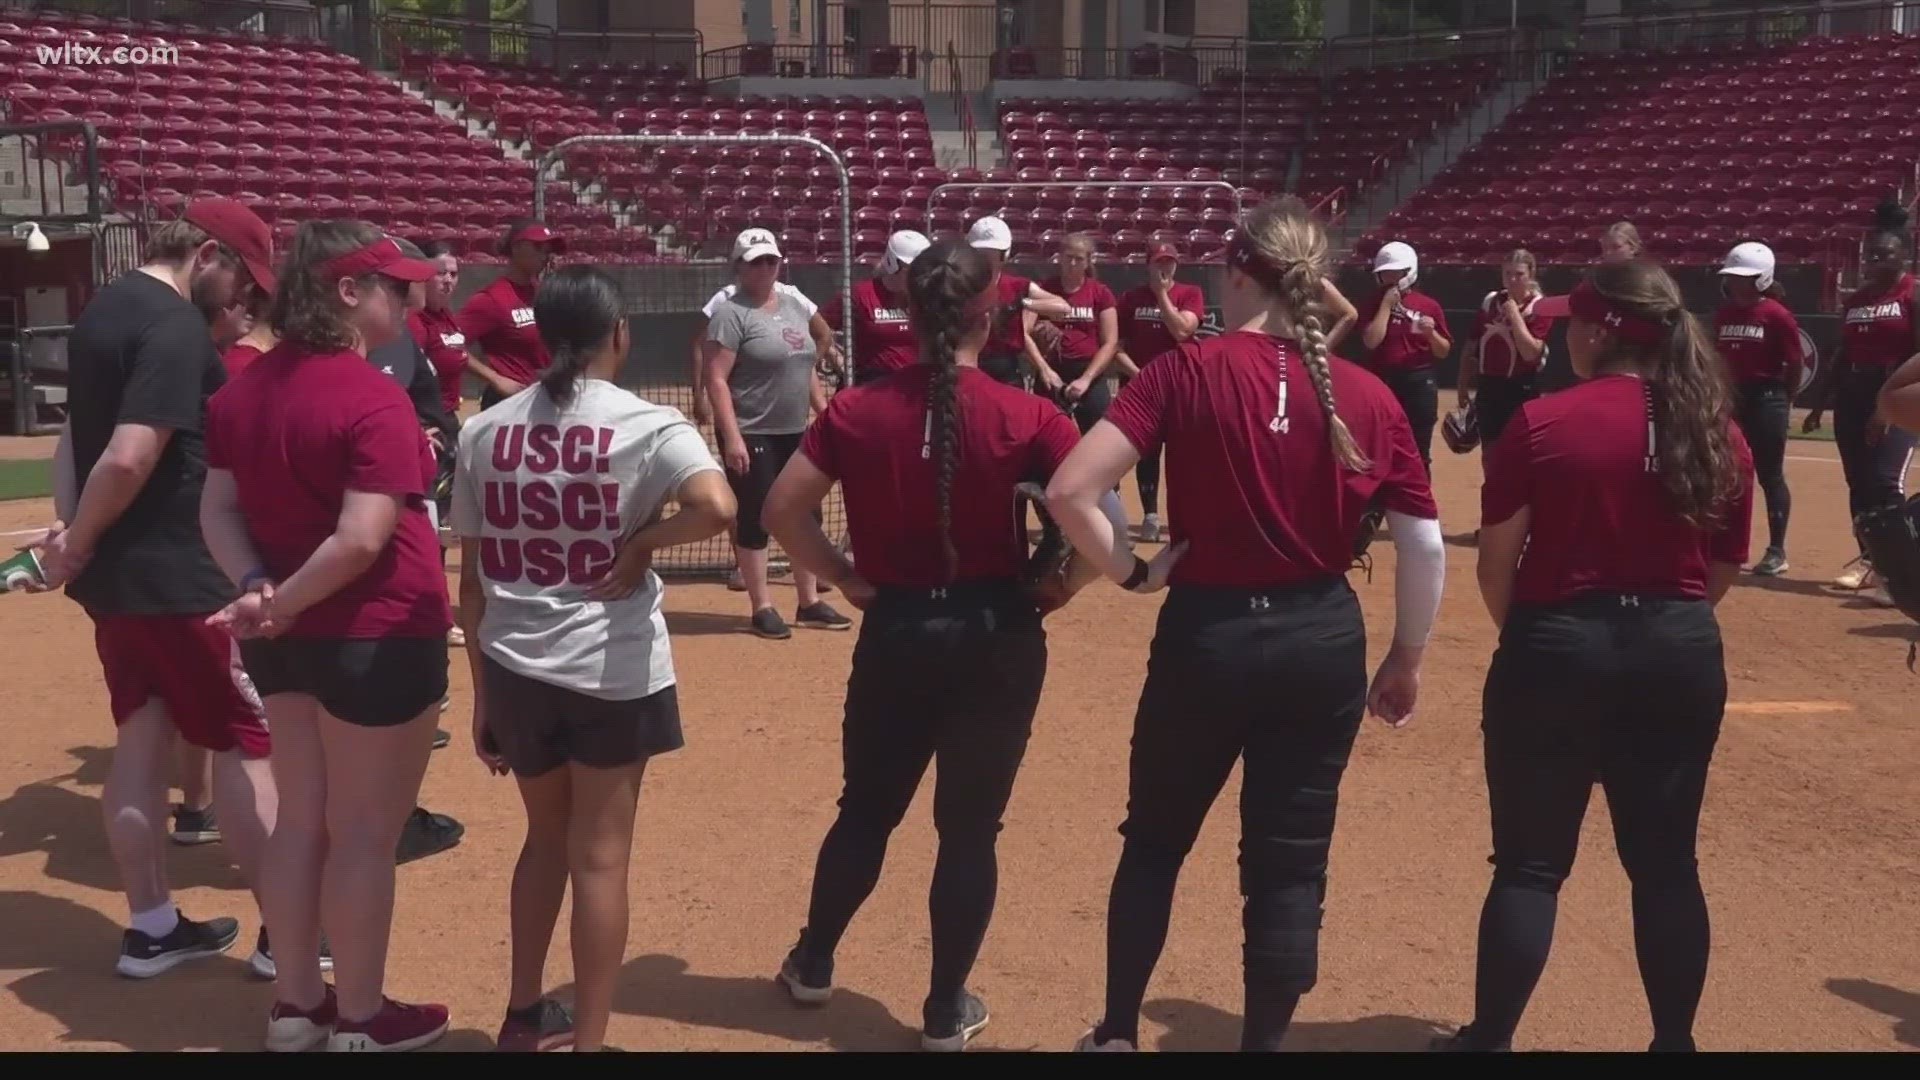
[1121,555,1151,592]
[239,568,273,594]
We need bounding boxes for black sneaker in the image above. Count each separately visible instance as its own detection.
[775,933,833,1007]
[749,607,792,640]
[396,807,465,865]
[116,911,240,978]
[170,804,220,846]
[496,996,575,1052]
[794,601,852,630]
[1752,547,1789,577]
[432,728,451,749]
[248,926,335,979]
[921,991,989,1052]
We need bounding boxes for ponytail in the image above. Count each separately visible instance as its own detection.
[533,265,625,410]
[1278,261,1370,473]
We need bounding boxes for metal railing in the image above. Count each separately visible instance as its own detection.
[946,41,976,171]
[18,0,319,38]
[989,45,1202,83]
[699,43,918,82]
[5,324,68,436]
[1573,0,1920,51]
[0,119,107,222]
[379,13,702,73]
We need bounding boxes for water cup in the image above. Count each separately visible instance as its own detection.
[1,548,46,593]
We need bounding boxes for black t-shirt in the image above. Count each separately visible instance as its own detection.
[64,271,236,615]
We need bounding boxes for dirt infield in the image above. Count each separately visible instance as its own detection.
[1,440,1916,1052]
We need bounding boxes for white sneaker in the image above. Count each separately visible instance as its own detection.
[1139,513,1161,543]
[1834,559,1874,590]
[1074,1028,1137,1052]
[1872,582,1897,608]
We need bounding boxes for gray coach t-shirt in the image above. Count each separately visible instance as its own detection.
[451,378,721,701]
[707,290,815,435]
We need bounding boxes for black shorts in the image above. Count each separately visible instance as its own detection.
[729,431,803,550]
[480,655,683,777]
[240,636,448,728]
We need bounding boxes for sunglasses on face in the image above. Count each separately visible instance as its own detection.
[746,256,781,268]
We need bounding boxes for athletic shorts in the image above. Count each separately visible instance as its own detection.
[90,613,271,758]
[240,637,448,729]
[480,654,683,777]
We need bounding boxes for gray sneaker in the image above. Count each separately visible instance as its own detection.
[1752,547,1788,576]
[170,804,219,846]
[795,601,852,630]
[750,607,792,640]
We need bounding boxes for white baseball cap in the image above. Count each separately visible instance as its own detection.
[878,229,931,274]
[967,216,1012,252]
[1373,241,1418,275]
[732,227,782,262]
[1719,241,1776,286]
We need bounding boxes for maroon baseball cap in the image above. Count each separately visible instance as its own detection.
[507,221,566,251]
[1147,242,1181,263]
[183,197,276,294]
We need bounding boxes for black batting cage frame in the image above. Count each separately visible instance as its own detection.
[531,133,855,577]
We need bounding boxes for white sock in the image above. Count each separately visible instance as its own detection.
[131,902,179,940]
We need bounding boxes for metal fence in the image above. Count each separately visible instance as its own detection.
[378,12,702,72]
[21,0,320,37]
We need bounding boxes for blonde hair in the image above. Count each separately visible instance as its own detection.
[1234,198,1370,472]
[1059,232,1097,277]
[1505,248,1537,275]
[1605,221,1642,257]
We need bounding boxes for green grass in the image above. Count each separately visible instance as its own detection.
[0,458,52,502]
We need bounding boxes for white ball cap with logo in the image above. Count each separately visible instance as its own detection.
[1373,240,1418,285]
[878,229,932,274]
[732,227,783,262]
[967,216,1012,252]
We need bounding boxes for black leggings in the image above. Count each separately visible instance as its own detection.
[1474,373,1536,449]
[1379,367,1439,473]
[1097,579,1367,1051]
[795,582,1046,1027]
[1834,368,1918,553]
[727,432,802,550]
[1733,381,1791,552]
[1055,358,1112,434]
[1464,594,1726,1052]
[1136,447,1162,516]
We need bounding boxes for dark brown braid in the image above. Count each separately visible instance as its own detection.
[907,239,993,581]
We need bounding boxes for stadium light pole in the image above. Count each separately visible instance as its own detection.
[533,133,855,378]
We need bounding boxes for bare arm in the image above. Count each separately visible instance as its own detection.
[43,422,172,583]
[808,311,845,378]
[688,313,712,424]
[764,452,862,594]
[1803,340,1842,428]
[1457,337,1480,408]
[1707,561,1740,605]
[1321,278,1359,351]
[458,537,504,773]
[1044,421,1152,584]
[268,490,403,625]
[1423,313,1453,361]
[1361,292,1395,351]
[52,421,77,522]
[1475,508,1528,629]
[703,340,748,471]
[465,350,524,398]
[199,467,266,586]
[1155,289,1201,342]
[587,468,739,601]
[1082,308,1121,382]
[1023,281,1072,321]
[1506,303,1546,364]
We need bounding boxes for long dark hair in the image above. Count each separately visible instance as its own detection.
[906,239,992,581]
[533,265,625,409]
[270,219,386,352]
[1589,258,1741,529]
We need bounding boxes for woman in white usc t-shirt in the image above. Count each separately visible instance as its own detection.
[451,266,737,1052]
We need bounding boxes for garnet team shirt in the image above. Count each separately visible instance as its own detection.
[456,276,549,387]
[222,342,265,379]
[800,364,1080,586]
[1841,273,1916,372]
[410,306,469,416]
[823,277,919,380]
[1104,330,1437,588]
[1482,373,1755,606]
[986,272,1035,359]
[1357,288,1447,372]
[206,344,453,638]
[1040,277,1117,369]
[1116,282,1207,367]
[1713,298,1802,385]
[1472,292,1553,378]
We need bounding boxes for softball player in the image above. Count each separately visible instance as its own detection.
[455,266,736,1053]
[410,241,468,421]
[1113,242,1206,542]
[822,229,931,386]
[1457,250,1551,463]
[1039,233,1121,432]
[761,238,1134,1052]
[966,216,1072,388]
[201,222,451,1052]
[1802,201,1920,594]
[1440,260,1755,1052]
[1714,241,1806,576]
[1358,241,1450,472]
[1600,221,1643,264]
[458,218,561,410]
[1045,198,1446,1052]
[703,229,850,639]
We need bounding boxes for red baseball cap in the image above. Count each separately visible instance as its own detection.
[183,197,276,294]
[507,221,565,251]
[1147,242,1180,263]
[321,237,437,283]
